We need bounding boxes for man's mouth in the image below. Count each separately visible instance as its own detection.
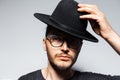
[57,55,71,61]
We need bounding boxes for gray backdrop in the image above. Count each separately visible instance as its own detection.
[0,0,120,80]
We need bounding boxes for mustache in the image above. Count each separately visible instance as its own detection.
[55,53,73,60]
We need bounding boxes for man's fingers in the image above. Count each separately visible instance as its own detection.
[78,4,100,14]
[77,7,96,14]
[80,14,98,20]
[78,4,98,10]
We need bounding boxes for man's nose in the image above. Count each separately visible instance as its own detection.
[61,42,69,54]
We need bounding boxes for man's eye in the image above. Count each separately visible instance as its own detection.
[52,37,62,42]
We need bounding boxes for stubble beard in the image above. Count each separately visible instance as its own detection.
[49,59,71,71]
[48,54,78,72]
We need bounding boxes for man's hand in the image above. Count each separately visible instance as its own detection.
[77,4,112,39]
[77,4,120,54]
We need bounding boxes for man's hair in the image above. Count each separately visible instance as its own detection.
[45,25,63,37]
[45,25,56,37]
[45,25,50,37]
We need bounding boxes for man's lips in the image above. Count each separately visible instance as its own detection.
[57,55,71,61]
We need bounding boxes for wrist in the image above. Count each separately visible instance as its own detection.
[100,24,113,40]
[103,30,117,41]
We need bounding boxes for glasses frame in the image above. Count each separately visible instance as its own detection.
[46,34,83,49]
[46,35,64,47]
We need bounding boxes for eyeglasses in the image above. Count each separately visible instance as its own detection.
[46,35,82,49]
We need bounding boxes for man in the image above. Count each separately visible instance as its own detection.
[19,0,120,80]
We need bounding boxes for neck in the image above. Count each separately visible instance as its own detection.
[42,63,74,80]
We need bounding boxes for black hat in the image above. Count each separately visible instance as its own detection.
[34,0,98,42]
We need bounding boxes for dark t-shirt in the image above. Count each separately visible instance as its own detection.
[18,70,120,80]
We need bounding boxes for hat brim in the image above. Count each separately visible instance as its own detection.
[34,13,98,42]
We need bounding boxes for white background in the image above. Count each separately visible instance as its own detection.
[0,0,120,80]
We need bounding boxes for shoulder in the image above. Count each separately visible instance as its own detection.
[18,70,43,80]
[74,71,120,80]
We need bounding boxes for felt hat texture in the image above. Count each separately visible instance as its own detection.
[34,0,98,42]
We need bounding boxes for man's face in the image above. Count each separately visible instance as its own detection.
[43,27,83,71]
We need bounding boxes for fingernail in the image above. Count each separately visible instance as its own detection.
[78,4,82,6]
[77,8,81,11]
[78,4,80,6]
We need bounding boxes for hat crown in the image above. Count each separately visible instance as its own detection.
[34,0,98,42]
[50,0,87,32]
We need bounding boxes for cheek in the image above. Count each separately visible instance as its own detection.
[72,44,82,58]
[73,53,79,60]
[45,42,58,60]
[70,50,80,62]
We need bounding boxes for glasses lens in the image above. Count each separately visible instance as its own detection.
[67,38,82,49]
[47,35,63,47]
[47,35,82,48]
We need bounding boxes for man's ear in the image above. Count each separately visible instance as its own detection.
[43,39,46,51]
[80,41,83,49]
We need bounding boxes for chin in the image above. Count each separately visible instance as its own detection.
[57,65,71,71]
[51,61,73,71]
